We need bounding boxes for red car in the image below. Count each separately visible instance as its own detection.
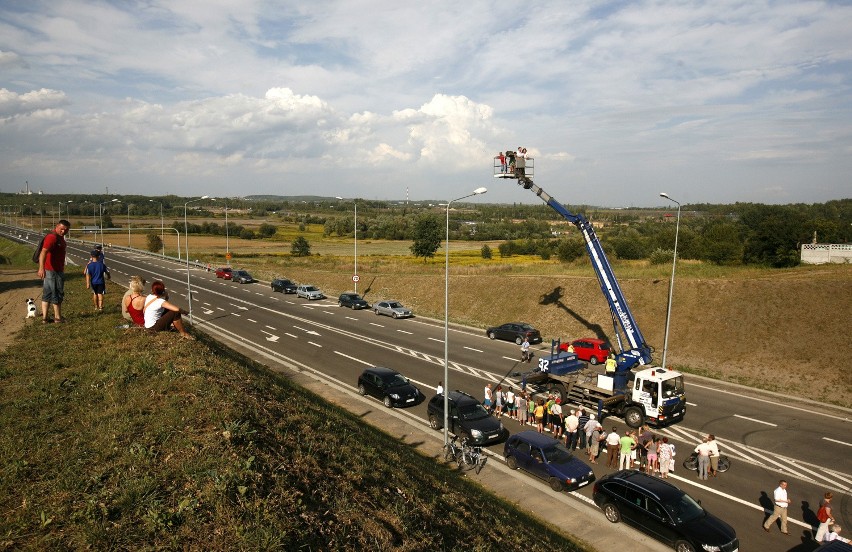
[560,338,611,365]
[214,267,232,279]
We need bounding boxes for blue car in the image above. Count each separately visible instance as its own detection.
[504,431,596,492]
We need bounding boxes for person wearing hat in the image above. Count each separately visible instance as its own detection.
[83,249,110,311]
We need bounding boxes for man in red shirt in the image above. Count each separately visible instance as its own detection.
[37,219,70,323]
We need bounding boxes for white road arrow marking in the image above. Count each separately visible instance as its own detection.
[260,330,280,342]
[292,325,321,336]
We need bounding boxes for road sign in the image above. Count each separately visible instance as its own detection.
[352,274,360,282]
[226,252,232,260]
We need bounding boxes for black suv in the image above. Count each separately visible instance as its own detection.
[593,470,738,552]
[338,292,370,309]
[427,391,507,445]
[271,279,297,293]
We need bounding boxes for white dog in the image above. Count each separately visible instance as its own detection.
[26,298,37,318]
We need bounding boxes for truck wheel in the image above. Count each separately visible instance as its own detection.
[428,414,441,430]
[547,384,566,404]
[624,406,644,428]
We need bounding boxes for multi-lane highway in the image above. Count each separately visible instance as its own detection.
[9,226,851,551]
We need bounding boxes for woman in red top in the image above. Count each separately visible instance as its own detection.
[123,277,146,326]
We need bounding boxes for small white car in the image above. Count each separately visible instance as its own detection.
[373,300,412,319]
[296,285,325,300]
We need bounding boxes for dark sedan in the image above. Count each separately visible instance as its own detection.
[338,293,370,309]
[486,322,542,345]
[357,367,422,408]
[593,470,738,552]
[271,279,297,293]
[232,270,255,284]
[504,431,596,492]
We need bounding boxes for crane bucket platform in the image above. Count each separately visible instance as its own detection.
[494,154,534,181]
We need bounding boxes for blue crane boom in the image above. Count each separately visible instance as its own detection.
[496,161,653,375]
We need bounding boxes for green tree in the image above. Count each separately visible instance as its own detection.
[146,233,163,253]
[240,229,255,240]
[556,237,585,262]
[409,214,442,261]
[698,222,743,265]
[480,244,492,259]
[291,236,311,257]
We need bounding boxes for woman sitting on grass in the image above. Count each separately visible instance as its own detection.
[123,276,146,327]
[143,280,193,339]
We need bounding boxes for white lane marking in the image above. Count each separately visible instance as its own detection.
[787,460,850,489]
[733,414,777,427]
[232,313,241,317]
[688,381,850,422]
[285,301,294,304]
[396,329,413,335]
[265,325,276,331]
[246,318,257,323]
[229,303,248,311]
[502,356,517,361]
[302,305,315,309]
[260,330,279,343]
[369,322,384,328]
[686,402,698,406]
[255,292,263,296]
[323,311,335,315]
[284,333,298,339]
[428,337,444,343]
[334,351,372,366]
[823,437,852,447]
[345,316,358,321]
[464,346,483,353]
[307,341,322,348]
[203,302,211,306]
[666,473,811,530]
[217,307,225,311]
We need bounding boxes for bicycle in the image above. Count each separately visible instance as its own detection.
[459,438,488,474]
[443,435,463,467]
[682,451,731,473]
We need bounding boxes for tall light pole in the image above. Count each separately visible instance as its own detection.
[335,197,358,293]
[99,199,120,248]
[184,195,209,323]
[150,199,165,257]
[659,192,681,370]
[127,204,133,248]
[59,200,72,236]
[224,198,230,266]
[443,186,487,446]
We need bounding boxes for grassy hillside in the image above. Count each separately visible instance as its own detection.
[0,243,586,550]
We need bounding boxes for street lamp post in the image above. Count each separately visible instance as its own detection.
[659,192,681,370]
[225,198,230,266]
[335,197,358,292]
[443,186,487,446]
[184,196,209,323]
[99,199,120,248]
[127,204,132,248]
[59,201,72,236]
[150,200,165,257]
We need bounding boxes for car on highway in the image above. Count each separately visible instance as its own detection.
[356,367,422,408]
[592,470,738,552]
[231,270,255,284]
[373,300,412,318]
[271,278,297,293]
[560,338,611,365]
[338,293,370,310]
[296,284,325,300]
[214,267,232,279]
[504,431,596,492]
[427,391,507,445]
[486,322,542,345]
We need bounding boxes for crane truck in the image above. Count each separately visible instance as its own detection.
[495,158,686,428]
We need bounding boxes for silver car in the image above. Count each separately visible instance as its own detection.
[296,284,325,300]
[373,300,412,319]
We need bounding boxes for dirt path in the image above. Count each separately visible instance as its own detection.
[0,269,44,351]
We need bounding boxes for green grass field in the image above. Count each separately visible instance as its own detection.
[0,238,588,550]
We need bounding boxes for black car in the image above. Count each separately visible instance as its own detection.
[592,470,738,552]
[504,431,596,492]
[486,322,542,345]
[427,391,507,445]
[357,367,422,408]
[232,270,255,284]
[271,279,297,293]
[338,292,370,309]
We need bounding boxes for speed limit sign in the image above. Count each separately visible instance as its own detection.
[352,274,360,282]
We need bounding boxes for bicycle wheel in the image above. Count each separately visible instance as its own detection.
[717,456,731,472]
[475,456,488,474]
[444,445,455,462]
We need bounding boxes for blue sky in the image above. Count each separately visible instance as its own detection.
[1,1,851,206]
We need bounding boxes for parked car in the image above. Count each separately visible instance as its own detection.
[296,284,325,300]
[271,278,297,293]
[338,293,370,309]
[427,391,507,445]
[214,267,232,279]
[356,367,422,408]
[231,270,255,284]
[486,322,542,345]
[593,470,738,552]
[373,300,412,318]
[504,431,596,492]
[560,338,611,365]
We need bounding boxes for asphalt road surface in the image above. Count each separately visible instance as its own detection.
[9,227,851,552]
